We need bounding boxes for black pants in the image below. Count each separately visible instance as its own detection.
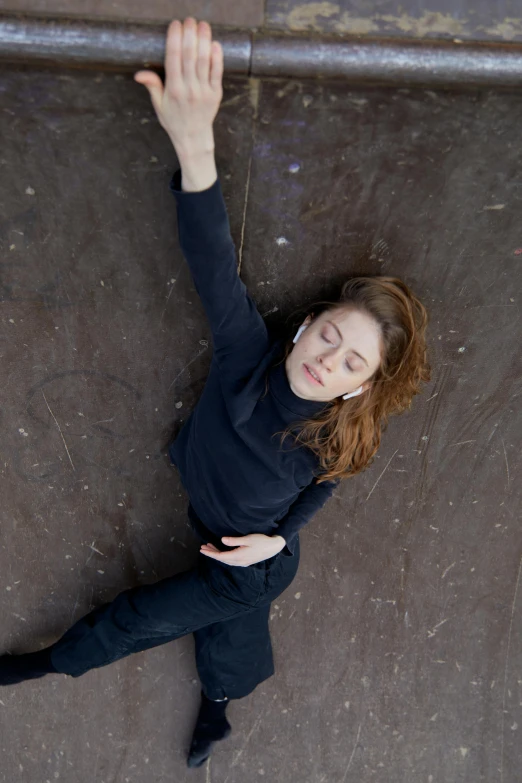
[49,512,300,700]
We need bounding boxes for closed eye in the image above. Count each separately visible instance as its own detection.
[321,333,353,372]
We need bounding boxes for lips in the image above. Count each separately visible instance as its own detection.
[304,363,323,386]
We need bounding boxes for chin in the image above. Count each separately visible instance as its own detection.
[288,375,311,401]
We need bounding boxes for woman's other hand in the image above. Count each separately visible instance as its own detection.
[200,535,287,566]
[134,17,224,161]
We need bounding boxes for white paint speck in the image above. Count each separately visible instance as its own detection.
[458,346,466,353]
[25,186,35,196]
[276,237,289,246]
[288,163,300,173]
[175,401,183,409]
[294,592,301,599]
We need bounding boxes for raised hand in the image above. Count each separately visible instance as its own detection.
[134,18,224,162]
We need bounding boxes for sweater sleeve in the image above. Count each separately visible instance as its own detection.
[275,477,340,556]
[170,168,269,370]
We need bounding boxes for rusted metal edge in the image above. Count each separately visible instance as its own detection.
[1,13,522,87]
[254,34,522,86]
[0,15,252,74]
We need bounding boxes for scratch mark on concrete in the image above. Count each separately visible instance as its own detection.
[448,440,476,446]
[427,618,448,638]
[225,714,263,779]
[366,449,398,501]
[42,390,75,470]
[500,551,522,783]
[500,437,510,484]
[70,587,81,623]
[84,541,104,567]
[341,720,362,782]
[441,562,456,579]
[237,79,260,274]
[160,282,176,324]
[160,262,183,325]
[168,344,208,391]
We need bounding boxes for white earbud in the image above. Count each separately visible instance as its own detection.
[292,324,308,343]
[343,385,364,400]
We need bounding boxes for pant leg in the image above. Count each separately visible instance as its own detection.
[194,603,274,701]
[50,553,269,678]
[193,535,301,701]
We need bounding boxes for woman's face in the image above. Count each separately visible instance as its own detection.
[285,307,383,402]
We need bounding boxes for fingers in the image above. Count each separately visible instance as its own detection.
[210,41,224,92]
[164,18,219,91]
[201,542,220,552]
[165,19,182,85]
[201,549,246,566]
[181,17,197,86]
[133,70,164,112]
[195,21,212,84]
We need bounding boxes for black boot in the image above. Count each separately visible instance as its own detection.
[0,648,57,686]
[187,691,232,768]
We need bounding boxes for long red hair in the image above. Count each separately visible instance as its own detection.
[272,276,431,483]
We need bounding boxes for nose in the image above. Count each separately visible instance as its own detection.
[317,346,340,372]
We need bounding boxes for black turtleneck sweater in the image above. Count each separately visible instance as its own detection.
[167,169,339,556]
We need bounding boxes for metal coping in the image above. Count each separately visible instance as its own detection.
[1,13,522,87]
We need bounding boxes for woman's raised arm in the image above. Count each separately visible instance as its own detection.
[135,18,268,368]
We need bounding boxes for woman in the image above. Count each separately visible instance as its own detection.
[0,18,430,768]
